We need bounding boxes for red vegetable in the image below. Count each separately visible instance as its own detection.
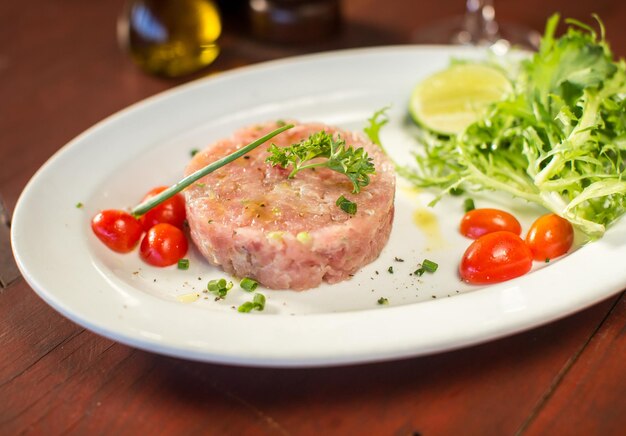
[460,231,533,284]
[140,223,188,267]
[526,213,574,261]
[91,209,143,253]
[460,208,522,239]
[138,186,186,231]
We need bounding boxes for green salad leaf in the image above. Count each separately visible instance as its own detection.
[403,14,626,237]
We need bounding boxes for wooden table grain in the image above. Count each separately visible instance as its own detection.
[2,1,625,434]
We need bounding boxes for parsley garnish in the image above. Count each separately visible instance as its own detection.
[265,130,375,195]
[377,297,389,305]
[336,195,357,215]
[464,198,475,212]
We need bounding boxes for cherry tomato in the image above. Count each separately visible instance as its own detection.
[460,231,533,284]
[526,213,574,261]
[91,209,143,253]
[140,223,188,267]
[460,208,522,239]
[138,186,186,231]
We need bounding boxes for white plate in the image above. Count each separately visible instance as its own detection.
[12,46,626,367]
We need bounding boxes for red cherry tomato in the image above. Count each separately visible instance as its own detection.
[91,209,143,253]
[460,231,533,284]
[138,186,186,231]
[526,213,574,261]
[460,208,522,239]
[140,223,188,267]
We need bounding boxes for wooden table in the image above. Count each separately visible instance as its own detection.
[2,1,625,434]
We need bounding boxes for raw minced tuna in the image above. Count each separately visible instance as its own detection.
[184,121,396,290]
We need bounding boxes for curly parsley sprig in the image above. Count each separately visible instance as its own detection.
[266,130,376,194]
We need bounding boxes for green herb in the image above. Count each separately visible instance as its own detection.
[449,187,464,196]
[377,297,389,305]
[414,259,438,276]
[403,14,626,238]
[364,106,390,148]
[336,195,357,215]
[132,124,293,216]
[240,277,258,292]
[177,258,190,270]
[464,198,475,212]
[238,293,266,313]
[75,202,83,209]
[387,266,394,274]
[207,278,233,299]
[190,148,200,157]
[266,130,376,194]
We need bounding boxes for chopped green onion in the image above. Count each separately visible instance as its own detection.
[75,202,83,209]
[207,278,233,298]
[450,187,464,196]
[422,259,438,272]
[377,297,389,305]
[190,148,200,157]
[132,124,294,217]
[414,259,439,276]
[240,277,258,292]
[177,259,190,270]
[464,198,475,212]
[336,195,357,215]
[238,293,266,313]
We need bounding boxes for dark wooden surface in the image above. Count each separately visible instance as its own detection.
[2,1,626,434]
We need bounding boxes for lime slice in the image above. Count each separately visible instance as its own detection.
[409,63,513,135]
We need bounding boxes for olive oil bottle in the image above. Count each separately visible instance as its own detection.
[118,0,221,77]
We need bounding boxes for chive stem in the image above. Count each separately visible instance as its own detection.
[132,124,294,217]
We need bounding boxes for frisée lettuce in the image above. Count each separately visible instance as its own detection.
[403,14,626,237]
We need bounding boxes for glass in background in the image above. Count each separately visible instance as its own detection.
[414,0,541,52]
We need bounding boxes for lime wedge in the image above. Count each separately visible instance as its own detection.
[409,64,513,135]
